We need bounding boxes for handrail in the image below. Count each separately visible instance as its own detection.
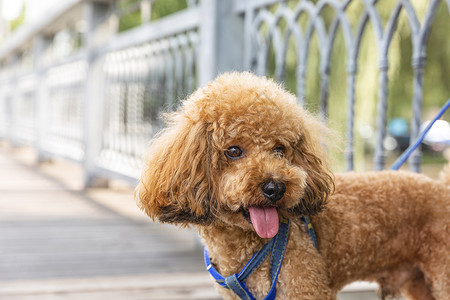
[96,7,201,56]
[0,0,83,61]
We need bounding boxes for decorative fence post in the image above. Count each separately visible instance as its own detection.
[83,1,113,187]
[198,0,245,87]
[34,34,52,162]
[8,54,20,146]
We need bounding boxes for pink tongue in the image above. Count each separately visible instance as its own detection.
[248,206,279,238]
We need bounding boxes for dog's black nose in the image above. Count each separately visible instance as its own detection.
[261,180,286,202]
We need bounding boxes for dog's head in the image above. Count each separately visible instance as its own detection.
[135,72,334,238]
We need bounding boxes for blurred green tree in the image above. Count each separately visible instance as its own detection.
[118,0,188,32]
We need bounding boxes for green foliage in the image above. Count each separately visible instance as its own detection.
[119,10,142,32]
[9,3,25,31]
[151,0,187,20]
[118,0,141,32]
[118,0,188,32]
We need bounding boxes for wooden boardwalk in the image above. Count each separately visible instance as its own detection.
[0,145,220,299]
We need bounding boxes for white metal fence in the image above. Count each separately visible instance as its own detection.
[0,0,449,184]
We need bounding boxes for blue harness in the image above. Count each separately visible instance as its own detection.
[204,216,318,300]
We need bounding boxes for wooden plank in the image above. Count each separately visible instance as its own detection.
[0,273,221,300]
[0,148,216,298]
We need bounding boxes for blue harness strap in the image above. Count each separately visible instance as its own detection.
[204,218,290,300]
[204,235,275,288]
[204,217,318,300]
[301,215,318,249]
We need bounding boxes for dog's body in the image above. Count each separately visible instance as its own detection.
[136,72,450,299]
[202,171,450,299]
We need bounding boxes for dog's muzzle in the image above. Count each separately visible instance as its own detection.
[261,179,286,202]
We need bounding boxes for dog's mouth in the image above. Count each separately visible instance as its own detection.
[241,206,279,239]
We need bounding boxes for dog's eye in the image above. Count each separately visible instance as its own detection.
[273,145,285,156]
[225,146,243,159]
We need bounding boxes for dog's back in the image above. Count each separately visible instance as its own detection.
[313,168,450,298]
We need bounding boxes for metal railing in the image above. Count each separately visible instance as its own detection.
[240,0,449,171]
[0,0,209,184]
[0,0,449,185]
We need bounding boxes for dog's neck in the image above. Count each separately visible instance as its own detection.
[198,223,268,277]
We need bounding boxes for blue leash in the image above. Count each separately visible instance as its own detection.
[391,98,450,170]
[204,217,318,300]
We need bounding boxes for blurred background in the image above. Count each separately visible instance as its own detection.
[0,0,449,299]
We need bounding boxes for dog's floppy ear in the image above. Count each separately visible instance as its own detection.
[135,115,215,225]
[290,115,334,216]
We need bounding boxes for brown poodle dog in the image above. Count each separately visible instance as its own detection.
[135,72,450,299]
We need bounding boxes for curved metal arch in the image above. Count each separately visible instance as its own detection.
[276,11,305,100]
[321,0,360,149]
[121,50,132,79]
[288,1,331,103]
[144,42,157,74]
[416,0,441,60]
[352,1,380,64]
[155,41,168,74]
[334,0,379,170]
[323,0,353,68]
[174,34,190,88]
[110,52,121,81]
[325,0,382,70]
[408,0,442,171]
[251,9,276,75]
[279,9,304,71]
[146,40,166,111]
[291,1,328,65]
[169,36,185,102]
[261,11,286,80]
[251,9,283,76]
[373,1,420,170]
[160,38,175,106]
[299,0,355,122]
[399,0,421,36]
[185,31,199,94]
[270,6,302,81]
[179,32,196,95]
[137,46,148,76]
[380,1,418,60]
[127,48,139,80]
[372,0,441,171]
[306,0,355,59]
[359,0,384,50]
[145,42,159,75]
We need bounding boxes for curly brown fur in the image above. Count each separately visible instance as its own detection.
[136,72,450,299]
